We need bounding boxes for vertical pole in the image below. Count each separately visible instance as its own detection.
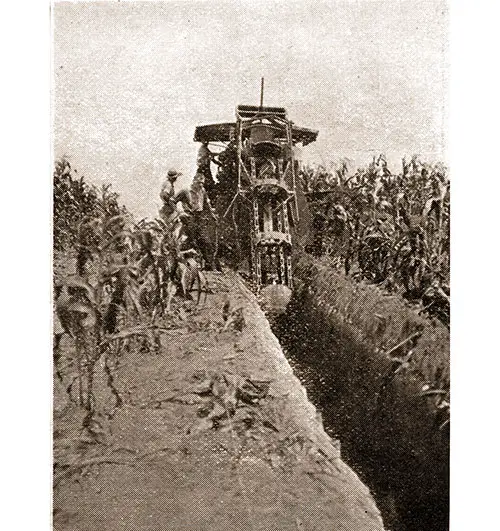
[260,77,264,110]
[236,117,242,190]
[253,198,262,287]
[288,120,300,222]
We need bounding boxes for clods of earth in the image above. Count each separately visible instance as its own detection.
[53,269,384,531]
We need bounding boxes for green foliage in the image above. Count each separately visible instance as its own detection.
[55,209,140,413]
[301,155,450,324]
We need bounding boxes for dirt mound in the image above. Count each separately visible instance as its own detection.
[275,255,449,531]
[54,270,384,531]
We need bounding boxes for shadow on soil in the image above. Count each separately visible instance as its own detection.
[273,288,449,531]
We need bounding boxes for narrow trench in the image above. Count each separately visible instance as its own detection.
[271,292,449,531]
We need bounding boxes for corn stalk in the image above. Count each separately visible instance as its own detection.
[301,156,450,325]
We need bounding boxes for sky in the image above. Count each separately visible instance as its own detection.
[53,0,448,218]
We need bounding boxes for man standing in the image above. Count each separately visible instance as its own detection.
[197,141,218,201]
[159,168,182,222]
[172,172,220,271]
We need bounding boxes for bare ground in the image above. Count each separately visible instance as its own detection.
[53,269,384,531]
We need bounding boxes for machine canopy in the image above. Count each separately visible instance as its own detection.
[194,120,318,146]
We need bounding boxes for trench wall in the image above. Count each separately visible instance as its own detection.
[274,254,450,531]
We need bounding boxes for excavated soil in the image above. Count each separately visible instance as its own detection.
[273,263,449,531]
[53,269,384,531]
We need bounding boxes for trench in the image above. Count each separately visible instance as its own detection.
[271,286,449,531]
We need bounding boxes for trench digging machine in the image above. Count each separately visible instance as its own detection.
[194,81,318,290]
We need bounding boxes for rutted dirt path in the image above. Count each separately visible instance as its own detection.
[53,270,384,531]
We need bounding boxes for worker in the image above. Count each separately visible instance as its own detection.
[216,140,237,194]
[172,172,220,271]
[196,141,218,201]
[159,168,182,222]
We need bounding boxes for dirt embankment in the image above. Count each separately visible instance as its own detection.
[54,269,384,531]
[274,254,449,531]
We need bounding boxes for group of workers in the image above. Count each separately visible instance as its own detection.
[159,137,304,272]
[159,142,221,271]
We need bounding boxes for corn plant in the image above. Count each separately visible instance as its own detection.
[54,160,210,435]
[301,155,450,325]
[53,157,124,251]
[56,210,141,415]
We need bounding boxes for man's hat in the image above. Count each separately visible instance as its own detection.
[167,168,181,180]
[193,171,205,183]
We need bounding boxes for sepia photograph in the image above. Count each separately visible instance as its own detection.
[50,1,452,530]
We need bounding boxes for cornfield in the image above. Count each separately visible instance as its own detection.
[53,154,450,438]
[53,159,204,436]
[53,158,126,251]
[300,155,450,325]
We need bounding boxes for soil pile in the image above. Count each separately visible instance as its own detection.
[53,270,384,531]
[274,255,449,531]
